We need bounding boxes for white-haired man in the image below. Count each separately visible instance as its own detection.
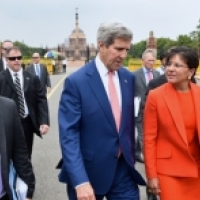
[58,21,145,200]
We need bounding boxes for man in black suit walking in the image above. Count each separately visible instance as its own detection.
[26,53,51,94]
[0,40,13,72]
[0,46,49,158]
[0,96,35,200]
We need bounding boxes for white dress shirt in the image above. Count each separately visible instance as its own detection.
[95,54,122,108]
[156,65,165,75]
[8,68,29,117]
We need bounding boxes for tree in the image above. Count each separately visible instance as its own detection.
[189,19,200,52]
[176,34,196,49]
[13,41,41,58]
[129,40,146,58]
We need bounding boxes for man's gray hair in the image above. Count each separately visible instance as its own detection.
[97,22,133,47]
[142,49,156,59]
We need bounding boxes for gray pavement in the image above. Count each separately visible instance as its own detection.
[32,68,147,200]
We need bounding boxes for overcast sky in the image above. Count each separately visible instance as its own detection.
[1,0,200,48]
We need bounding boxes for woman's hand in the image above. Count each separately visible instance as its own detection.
[147,178,161,195]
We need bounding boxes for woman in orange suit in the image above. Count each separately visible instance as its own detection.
[144,46,200,200]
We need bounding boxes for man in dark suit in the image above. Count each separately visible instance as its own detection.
[133,50,160,163]
[58,21,145,200]
[0,40,13,72]
[0,46,49,159]
[0,96,35,200]
[26,53,51,94]
[146,74,167,95]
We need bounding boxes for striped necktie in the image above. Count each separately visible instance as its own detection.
[13,73,25,118]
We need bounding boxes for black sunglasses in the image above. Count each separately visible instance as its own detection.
[7,56,22,61]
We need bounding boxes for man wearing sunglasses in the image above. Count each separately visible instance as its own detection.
[0,46,49,159]
[0,40,13,72]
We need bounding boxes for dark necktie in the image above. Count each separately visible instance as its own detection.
[14,73,25,118]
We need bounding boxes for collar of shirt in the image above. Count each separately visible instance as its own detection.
[95,54,118,78]
[142,66,153,74]
[34,63,40,67]
[8,67,23,81]
[95,55,121,108]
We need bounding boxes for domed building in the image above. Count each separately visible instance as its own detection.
[61,10,97,67]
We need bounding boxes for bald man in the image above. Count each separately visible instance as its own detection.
[26,53,51,94]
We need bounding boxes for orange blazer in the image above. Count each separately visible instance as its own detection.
[144,82,200,179]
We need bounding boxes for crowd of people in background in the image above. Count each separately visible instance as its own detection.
[0,20,200,200]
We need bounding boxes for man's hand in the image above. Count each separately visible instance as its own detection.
[47,87,51,93]
[76,183,96,200]
[39,124,49,135]
[147,178,161,195]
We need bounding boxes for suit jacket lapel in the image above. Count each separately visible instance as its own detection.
[0,59,4,72]
[31,64,36,75]
[39,64,42,77]
[118,69,129,134]
[5,69,17,93]
[163,83,188,145]
[23,71,30,92]
[139,69,146,87]
[86,62,117,133]
[152,70,158,78]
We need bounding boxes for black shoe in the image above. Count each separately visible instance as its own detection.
[135,153,144,163]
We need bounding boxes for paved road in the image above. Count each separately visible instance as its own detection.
[32,67,147,200]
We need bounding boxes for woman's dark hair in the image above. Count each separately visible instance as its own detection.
[159,52,166,61]
[165,46,199,69]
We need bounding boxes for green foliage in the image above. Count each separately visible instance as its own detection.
[123,54,132,66]
[129,40,146,58]
[13,41,42,58]
[156,37,177,59]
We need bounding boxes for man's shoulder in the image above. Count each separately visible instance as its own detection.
[152,68,160,75]
[120,67,134,79]
[26,64,33,69]
[133,67,143,75]
[68,60,95,81]
[40,63,46,67]
[0,69,8,78]
[23,70,38,80]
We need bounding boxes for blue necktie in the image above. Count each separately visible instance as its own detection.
[36,65,40,78]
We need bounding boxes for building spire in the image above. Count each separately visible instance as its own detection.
[75,8,79,33]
